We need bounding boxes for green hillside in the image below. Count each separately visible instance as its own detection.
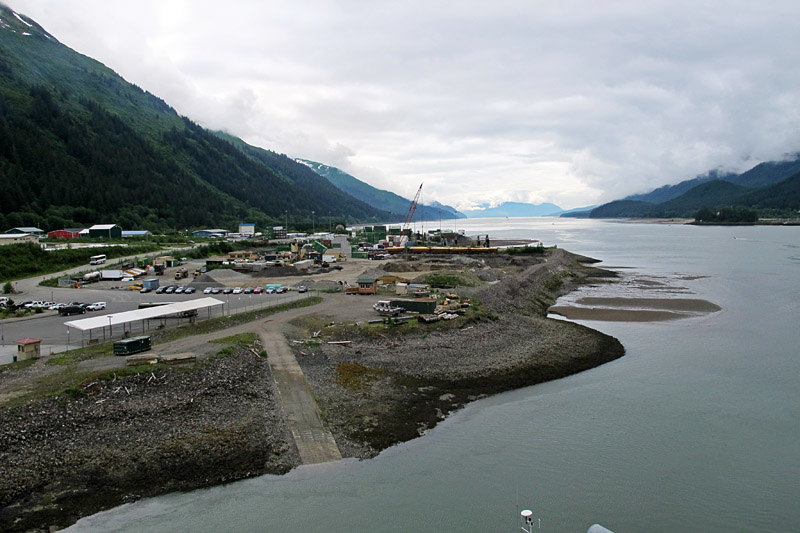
[590,174,800,219]
[296,159,465,220]
[0,4,391,232]
[622,156,800,206]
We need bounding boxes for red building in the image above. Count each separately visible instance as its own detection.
[47,228,83,239]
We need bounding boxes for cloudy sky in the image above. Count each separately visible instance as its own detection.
[11,1,800,210]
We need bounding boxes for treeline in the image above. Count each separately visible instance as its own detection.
[0,88,271,232]
[0,242,160,282]
[694,207,758,223]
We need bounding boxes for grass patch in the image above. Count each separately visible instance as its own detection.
[287,313,336,339]
[504,243,548,255]
[209,332,258,345]
[153,296,322,344]
[0,357,38,374]
[210,333,258,358]
[45,341,114,366]
[335,362,385,391]
[422,270,482,288]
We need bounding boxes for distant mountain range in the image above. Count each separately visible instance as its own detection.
[570,155,800,219]
[296,159,466,220]
[461,202,562,218]
[0,4,393,232]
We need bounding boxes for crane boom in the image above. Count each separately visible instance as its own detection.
[402,183,423,231]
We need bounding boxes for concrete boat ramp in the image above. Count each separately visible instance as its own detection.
[258,329,342,464]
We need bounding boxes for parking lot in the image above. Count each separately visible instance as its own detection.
[0,259,317,365]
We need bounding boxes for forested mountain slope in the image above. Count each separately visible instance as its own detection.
[0,4,390,231]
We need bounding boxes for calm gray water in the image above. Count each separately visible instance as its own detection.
[68,219,800,532]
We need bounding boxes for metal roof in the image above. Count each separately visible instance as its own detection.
[89,224,118,230]
[6,227,44,233]
[64,297,224,332]
[14,337,42,344]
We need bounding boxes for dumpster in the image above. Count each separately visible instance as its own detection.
[113,336,152,356]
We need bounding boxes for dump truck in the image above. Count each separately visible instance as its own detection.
[174,267,188,280]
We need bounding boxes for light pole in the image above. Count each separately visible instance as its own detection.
[108,315,112,337]
[312,211,315,234]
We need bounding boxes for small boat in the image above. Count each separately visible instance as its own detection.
[373,300,405,316]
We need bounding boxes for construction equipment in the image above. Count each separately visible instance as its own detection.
[402,183,423,233]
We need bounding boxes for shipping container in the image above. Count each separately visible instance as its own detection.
[389,298,436,314]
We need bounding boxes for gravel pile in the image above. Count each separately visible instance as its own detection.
[0,349,298,532]
[200,269,250,282]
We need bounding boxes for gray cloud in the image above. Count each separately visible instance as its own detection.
[12,0,800,209]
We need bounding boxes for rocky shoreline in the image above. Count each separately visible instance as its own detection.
[0,349,299,532]
[0,248,624,532]
[297,248,624,457]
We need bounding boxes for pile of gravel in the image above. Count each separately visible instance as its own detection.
[204,269,250,282]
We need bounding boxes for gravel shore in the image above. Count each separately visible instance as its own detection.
[297,249,624,457]
[0,248,624,531]
[0,349,299,532]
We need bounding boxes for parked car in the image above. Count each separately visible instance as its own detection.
[276,287,288,294]
[48,303,66,310]
[244,287,254,294]
[203,287,213,294]
[184,287,196,294]
[86,302,107,311]
[253,287,263,294]
[174,286,186,294]
[297,286,308,293]
[223,288,233,294]
[121,277,134,282]
[211,287,222,294]
[165,285,176,294]
[233,287,243,294]
[265,287,276,294]
[59,305,86,316]
[140,287,152,293]
[155,286,167,294]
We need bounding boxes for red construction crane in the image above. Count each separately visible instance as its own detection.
[402,183,423,232]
